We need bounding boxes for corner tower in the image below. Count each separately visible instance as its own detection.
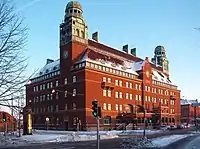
[151,45,169,74]
[60,1,88,46]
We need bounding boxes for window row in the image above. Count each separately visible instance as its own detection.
[32,103,77,113]
[81,62,138,80]
[32,89,77,103]
[31,70,60,83]
[102,103,175,114]
[102,77,176,96]
[152,80,177,90]
[33,76,77,92]
[102,90,175,105]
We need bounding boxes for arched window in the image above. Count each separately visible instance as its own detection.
[76,29,79,36]
[81,31,84,38]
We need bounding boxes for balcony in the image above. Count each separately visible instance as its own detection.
[101,82,114,90]
[170,95,176,100]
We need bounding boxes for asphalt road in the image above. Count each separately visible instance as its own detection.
[0,129,197,149]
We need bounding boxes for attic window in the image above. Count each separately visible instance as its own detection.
[53,66,57,70]
[39,72,43,75]
[46,69,49,73]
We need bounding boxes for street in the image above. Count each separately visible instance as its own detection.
[0,129,198,149]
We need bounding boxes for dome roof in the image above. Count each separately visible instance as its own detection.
[66,1,82,10]
[155,45,166,53]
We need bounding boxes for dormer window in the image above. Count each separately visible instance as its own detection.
[46,69,49,73]
[39,72,43,75]
[53,66,57,70]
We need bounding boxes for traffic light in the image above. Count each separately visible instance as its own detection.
[92,100,98,117]
[2,112,6,122]
[97,107,102,118]
[149,119,152,123]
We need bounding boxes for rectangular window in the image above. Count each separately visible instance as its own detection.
[73,89,76,96]
[107,78,111,83]
[103,90,107,96]
[126,93,129,99]
[40,85,42,90]
[135,84,138,89]
[130,83,132,88]
[64,78,67,84]
[73,76,76,83]
[115,80,118,86]
[115,92,118,98]
[103,103,107,110]
[136,95,138,100]
[115,104,118,111]
[65,104,68,110]
[47,83,50,89]
[43,95,45,101]
[103,77,106,82]
[126,82,129,88]
[56,80,59,87]
[56,105,59,112]
[119,105,122,111]
[108,90,111,97]
[50,82,53,88]
[64,90,67,97]
[130,94,132,100]
[72,103,76,110]
[56,92,59,99]
[108,104,111,110]
[119,81,122,86]
[119,92,122,99]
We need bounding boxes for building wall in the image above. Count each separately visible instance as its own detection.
[181,104,200,124]
[0,112,17,132]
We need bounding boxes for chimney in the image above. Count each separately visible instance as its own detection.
[46,59,54,65]
[130,48,136,56]
[92,32,99,42]
[122,44,128,53]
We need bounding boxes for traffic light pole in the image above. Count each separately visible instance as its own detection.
[97,117,100,149]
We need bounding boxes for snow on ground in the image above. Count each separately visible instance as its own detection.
[0,129,164,148]
[0,130,118,147]
[120,134,194,149]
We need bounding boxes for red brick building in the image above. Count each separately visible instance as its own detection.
[0,111,17,132]
[181,99,200,124]
[25,1,180,130]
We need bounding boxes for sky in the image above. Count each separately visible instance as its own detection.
[12,0,200,100]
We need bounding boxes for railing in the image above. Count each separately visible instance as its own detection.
[101,82,114,90]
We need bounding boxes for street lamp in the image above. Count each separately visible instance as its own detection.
[45,117,49,130]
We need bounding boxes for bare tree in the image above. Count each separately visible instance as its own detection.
[0,0,28,106]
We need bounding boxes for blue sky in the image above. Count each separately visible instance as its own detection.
[13,0,200,100]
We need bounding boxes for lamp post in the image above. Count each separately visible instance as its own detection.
[46,117,49,130]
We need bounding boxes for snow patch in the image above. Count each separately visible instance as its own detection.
[120,134,194,148]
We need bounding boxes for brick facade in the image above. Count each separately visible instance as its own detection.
[25,1,181,131]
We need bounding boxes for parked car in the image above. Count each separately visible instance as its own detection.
[177,124,184,129]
